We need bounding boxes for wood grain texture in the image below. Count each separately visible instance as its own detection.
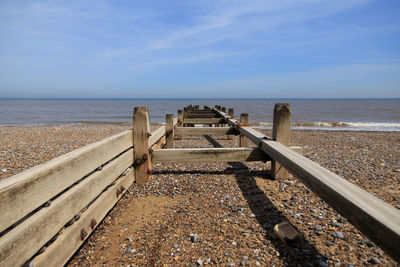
[0,149,133,267]
[183,118,225,124]
[166,114,174,148]
[31,169,135,267]
[175,127,237,136]
[272,103,291,179]
[149,126,165,148]
[152,147,271,162]
[213,107,400,261]
[133,107,151,184]
[0,130,132,232]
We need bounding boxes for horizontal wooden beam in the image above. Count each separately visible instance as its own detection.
[31,168,135,267]
[152,147,271,163]
[0,130,133,233]
[213,108,400,262]
[0,149,133,267]
[149,126,165,148]
[183,118,225,124]
[175,127,238,136]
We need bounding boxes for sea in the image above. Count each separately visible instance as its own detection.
[0,98,399,131]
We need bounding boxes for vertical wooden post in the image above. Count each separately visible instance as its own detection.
[228,108,234,118]
[166,114,175,148]
[240,113,249,147]
[221,107,226,113]
[272,103,292,179]
[177,110,183,140]
[133,107,152,184]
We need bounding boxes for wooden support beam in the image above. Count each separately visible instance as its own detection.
[175,127,238,136]
[177,110,183,140]
[0,149,133,267]
[272,103,291,179]
[213,107,400,262]
[149,126,165,148]
[240,113,249,147]
[133,107,152,184]
[228,108,234,118]
[166,114,174,148]
[31,169,135,267]
[152,147,271,163]
[183,118,225,124]
[0,130,132,233]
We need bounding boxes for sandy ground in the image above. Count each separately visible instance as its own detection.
[1,126,399,266]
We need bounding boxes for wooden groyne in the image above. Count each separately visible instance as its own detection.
[0,104,399,266]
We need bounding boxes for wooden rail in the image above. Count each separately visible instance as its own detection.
[213,106,400,262]
[0,107,169,266]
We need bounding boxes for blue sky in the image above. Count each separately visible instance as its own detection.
[0,0,399,98]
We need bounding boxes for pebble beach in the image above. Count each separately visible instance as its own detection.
[1,126,399,266]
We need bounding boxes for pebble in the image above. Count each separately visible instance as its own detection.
[1,169,6,173]
[319,261,328,267]
[315,225,322,231]
[190,234,200,243]
[325,241,335,246]
[368,257,380,264]
[173,244,179,248]
[196,258,203,266]
[333,232,344,239]
[125,248,136,253]
[330,220,341,227]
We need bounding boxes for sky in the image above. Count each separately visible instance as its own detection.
[0,0,399,98]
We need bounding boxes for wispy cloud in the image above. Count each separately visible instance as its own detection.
[0,0,399,97]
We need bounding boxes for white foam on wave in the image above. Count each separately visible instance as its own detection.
[258,121,400,131]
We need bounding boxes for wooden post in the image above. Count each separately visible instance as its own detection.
[166,114,175,148]
[228,108,234,118]
[133,107,152,184]
[240,113,249,147]
[272,103,291,179]
[221,107,226,113]
[177,110,183,140]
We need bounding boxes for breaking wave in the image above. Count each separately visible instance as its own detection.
[258,122,400,131]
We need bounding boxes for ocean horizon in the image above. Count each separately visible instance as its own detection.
[1,98,399,131]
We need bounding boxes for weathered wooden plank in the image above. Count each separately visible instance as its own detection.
[272,103,291,179]
[152,147,271,163]
[240,113,249,147]
[260,139,400,261]
[185,114,217,118]
[149,126,165,148]
[173,117,178,127]
[133,107,151,184]
[152,136,166,149]
[177,110,183,140]
[0,130,132,233]
[175,127,238,136]
[183,118,225,124]
[0,149,133,267]
[31,169,135,267]
[213,108,400,261]
[166,114,174,148]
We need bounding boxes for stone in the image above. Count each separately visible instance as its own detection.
[315,225,322,231]
[366,240,376,247]
[173,244,179,248]
[333,232,344,239]
[319,261,328,267]
[330,220,341,227]
[1,169,7,173]
[368,257,380,264]
[125,248,136,253]
[190,234,200,243]
[325,241,335,246]
[196,258,203,266]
